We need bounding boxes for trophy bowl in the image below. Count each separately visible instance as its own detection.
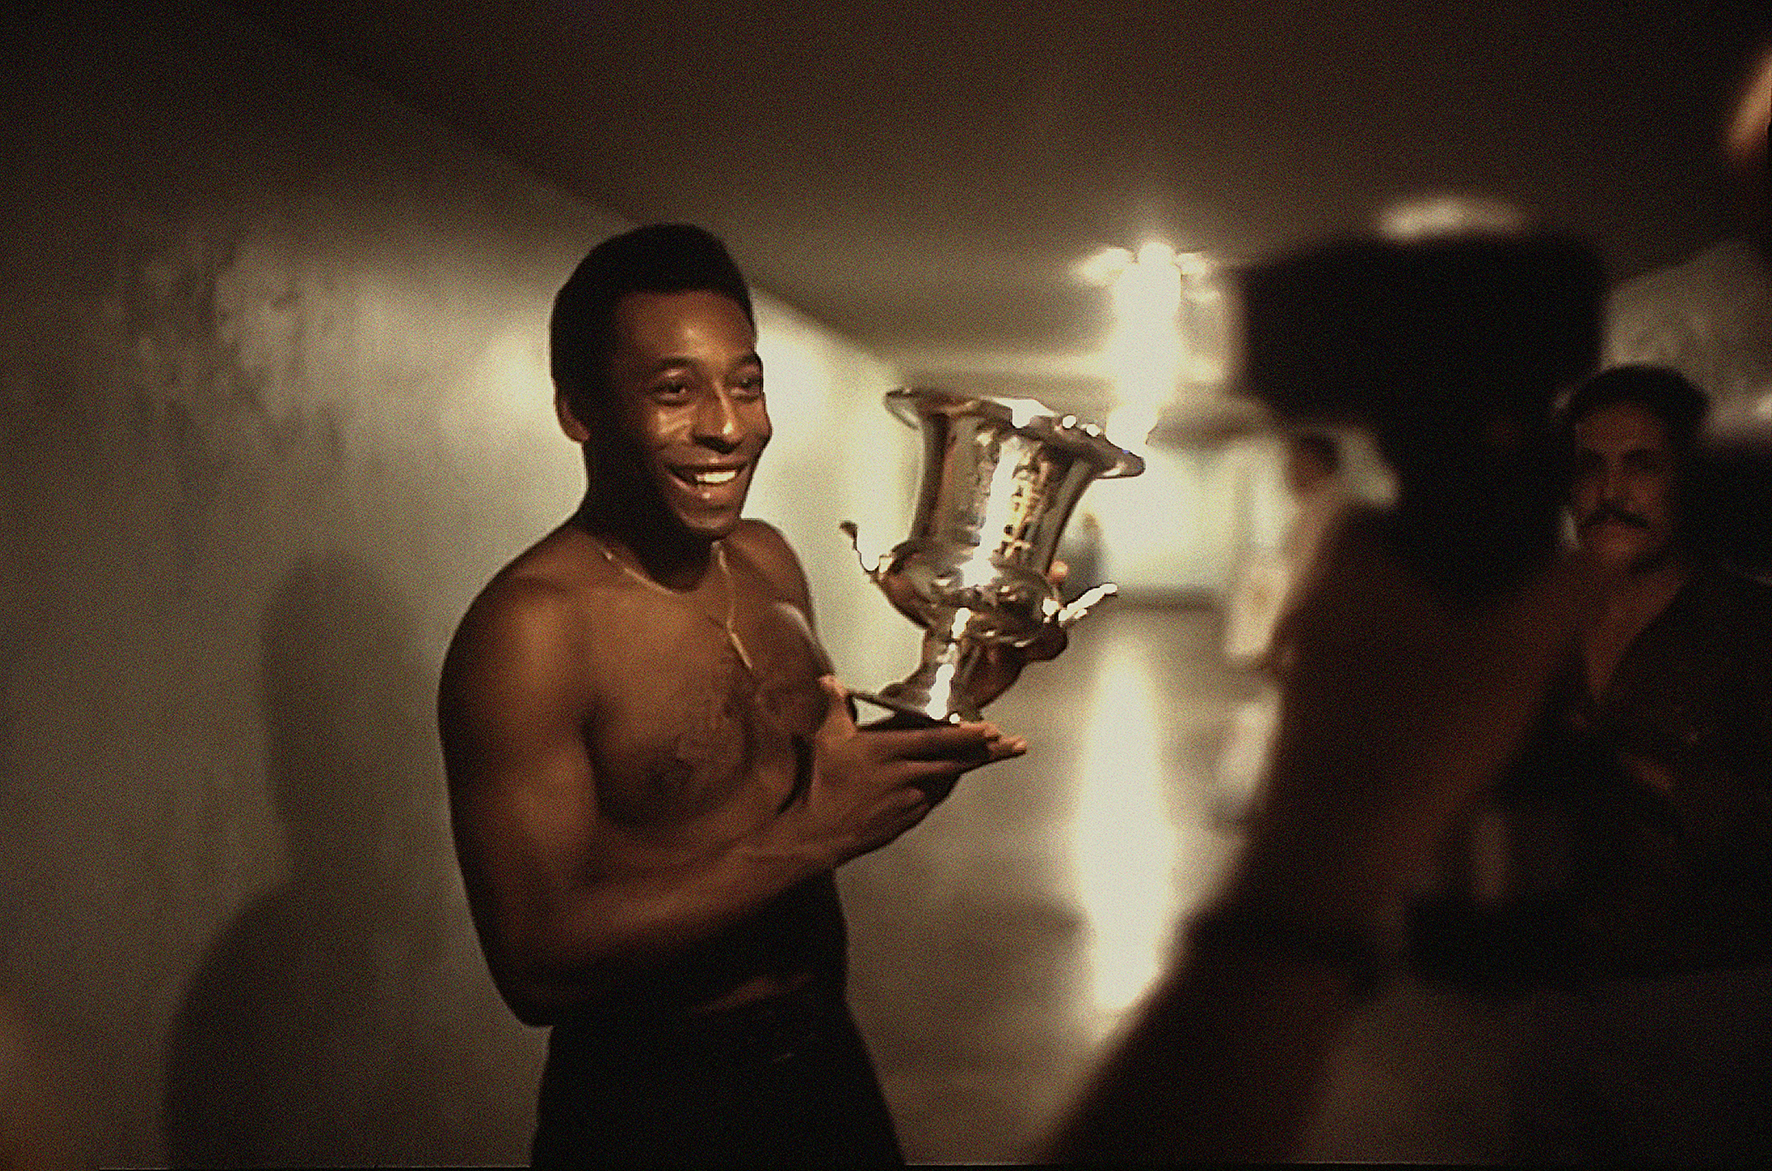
[843,387,1145,724]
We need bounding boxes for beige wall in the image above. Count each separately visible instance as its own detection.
[0,3,911,1163]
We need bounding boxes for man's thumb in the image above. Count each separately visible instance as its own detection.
[816,674,859,738]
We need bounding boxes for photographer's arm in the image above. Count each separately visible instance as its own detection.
[1042,523,1593,1162]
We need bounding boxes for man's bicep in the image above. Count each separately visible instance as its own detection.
[439,595,601,948]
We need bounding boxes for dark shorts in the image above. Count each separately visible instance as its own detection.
[531,979,903,1167]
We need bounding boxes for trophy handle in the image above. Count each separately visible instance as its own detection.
[839,520,884,579]
[1054,582,1119,628]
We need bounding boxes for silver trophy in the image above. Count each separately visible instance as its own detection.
[842,386,1145,724]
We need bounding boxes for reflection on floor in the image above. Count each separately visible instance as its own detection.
[837,602,1518,1164]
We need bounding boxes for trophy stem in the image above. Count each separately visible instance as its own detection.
[852,614,994,725]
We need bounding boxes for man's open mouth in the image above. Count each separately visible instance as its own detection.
[674,466,743,488]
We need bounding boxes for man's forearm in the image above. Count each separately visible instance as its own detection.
[491,826,834,1021]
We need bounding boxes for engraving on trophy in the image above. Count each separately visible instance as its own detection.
[842,387,1145,724]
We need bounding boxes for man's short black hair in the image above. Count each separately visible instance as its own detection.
[1563,364,1710,454]
[550,224,755,411]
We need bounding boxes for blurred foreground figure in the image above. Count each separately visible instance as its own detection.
[1043,231,1604,1161]
[1276,434,1350,597]
[1215,431,1351,822]
[1222,431,1351,668]
[1498,365,1772,1163]
[438,225,1027,1166]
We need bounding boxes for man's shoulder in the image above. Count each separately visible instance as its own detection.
[725,520,809,602]
[725,518,795,561]
[1672,565,1772,660]
[485,525,619,604]
[445,530,622,676]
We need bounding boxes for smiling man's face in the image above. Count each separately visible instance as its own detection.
[1570,400,1680,574]
[599,288,770,542]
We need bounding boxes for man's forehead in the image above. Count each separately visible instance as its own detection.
[1574,401,1674,450]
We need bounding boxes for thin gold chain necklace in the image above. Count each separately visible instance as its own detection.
[588,535,756,674]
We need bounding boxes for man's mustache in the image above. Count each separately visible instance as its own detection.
[1578,504,1652,532]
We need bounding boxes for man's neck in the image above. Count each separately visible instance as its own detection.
[571,493,714,591]
[1583,552,1692,693]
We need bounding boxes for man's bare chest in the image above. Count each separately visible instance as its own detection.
[587,594,828,828]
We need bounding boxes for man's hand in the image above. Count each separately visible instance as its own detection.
[786,675,1025,866]
[959,559,1075,709]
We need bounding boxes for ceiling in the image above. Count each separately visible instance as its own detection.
[233,0,1768,417]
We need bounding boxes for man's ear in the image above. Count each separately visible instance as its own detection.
[555,387,591,442]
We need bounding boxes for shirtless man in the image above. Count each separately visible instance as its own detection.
[437,224,1025,1166]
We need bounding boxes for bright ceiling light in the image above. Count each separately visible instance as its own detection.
[1377,192,1527,240]
[1074,245,1135,286]
[1079,240,1226,444]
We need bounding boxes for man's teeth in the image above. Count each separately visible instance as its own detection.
[684,468,739,485]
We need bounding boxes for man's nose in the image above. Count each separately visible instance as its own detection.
[692,387,742,448]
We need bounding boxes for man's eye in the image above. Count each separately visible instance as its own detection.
[651,381,691,400]
[732,375,764,399]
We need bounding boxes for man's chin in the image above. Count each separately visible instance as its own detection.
[653,483,749,542]
[677,509,746,543]
[661,476,753,537]
[1581,538,1675,577]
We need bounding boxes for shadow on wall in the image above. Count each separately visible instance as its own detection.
[160,554,490,1166]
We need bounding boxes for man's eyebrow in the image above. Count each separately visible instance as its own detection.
[640,352,762,375]
[634,356,701,380]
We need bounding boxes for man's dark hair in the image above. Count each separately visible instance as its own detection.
[1562,364,1710,455]
[550,224,755,412]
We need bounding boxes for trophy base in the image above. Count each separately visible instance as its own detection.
[850,630,998,726]
[848,688,973,727]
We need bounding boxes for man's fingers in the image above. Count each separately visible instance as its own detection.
[867,721,1015,760]
[996,737,1029,759]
